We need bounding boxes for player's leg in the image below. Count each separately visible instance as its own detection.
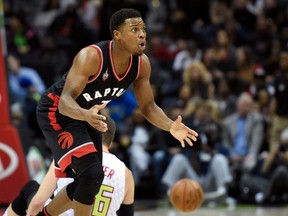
[4,180,39,216]
[68,128,103,215]
[36,107,103,215]
[43,185,74,215]
[44,153,104,216]
[71,153,104,215]
[43,153,103,215]
[162,154,199,188]
[43,170,77,215]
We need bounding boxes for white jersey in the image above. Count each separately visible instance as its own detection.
[49,151,126,216]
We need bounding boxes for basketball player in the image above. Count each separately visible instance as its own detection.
[4,116,135,216]
[35,8,198,216]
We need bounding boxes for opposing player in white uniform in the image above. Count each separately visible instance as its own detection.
[4,116,135,216]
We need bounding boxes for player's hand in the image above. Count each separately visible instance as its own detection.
[86,103,108,132]
[170,115,198,148]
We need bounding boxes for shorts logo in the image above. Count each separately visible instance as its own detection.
[58,131,73,149]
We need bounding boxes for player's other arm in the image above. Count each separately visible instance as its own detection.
[117,167,135,216]
[27,161,58,215]
[133,54,173,131]
[58,46,107,131]
[133,54,198,147]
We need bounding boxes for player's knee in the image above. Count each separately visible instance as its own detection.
[73,154,104,204]
[66,180,78,201]
[74,162,104,204]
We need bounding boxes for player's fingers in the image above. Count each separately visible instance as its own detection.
[98,102,107,109]
[177,115,183,123]
[92,118,107,126]
[94,113,106,120]
[94,124,107,132]
[180,140,185,148]
[188,128,198,137]
[184,125,198,136]
[185,138,193,146]
[91,120,107,132]
[188,134,197,142]
[92,103,107,112]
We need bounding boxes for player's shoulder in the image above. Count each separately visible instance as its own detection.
[73,45,102,66]
[140,53,150,63]
[125,166,133,180]
[78,46,100,58]
[104,152,125,164]
[138,53,151,75]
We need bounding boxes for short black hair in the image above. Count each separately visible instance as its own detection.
[109,8,142,38]
[102,116,116,147]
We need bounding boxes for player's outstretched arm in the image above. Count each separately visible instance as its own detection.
[27,161,58,215]
[133,54,198,147]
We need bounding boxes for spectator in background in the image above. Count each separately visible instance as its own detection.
[7,54,46,133]
[235,46,255,84]
[239,127,288,204]
[77,0,102,42]
[45,4,94,61]
[5,13,40,65]
[148,107,183,198]
[250,15,274,64]
[259,127,288,203]
[145,0,168,35]
[162,102,232,204]
[33,0,61,37]
[232,0,256,33]
[211,29,237,74]
[192,0,227,49]
[221,92,264,198]
[182,61,211,100]
[214,77,237,119]
[172,40,201,76]
[247,65,273,132]
[263,51,288,173]
[7,54,45,102]
[222,93,264,170]
[128,108,151,186]
[263,0,287,32]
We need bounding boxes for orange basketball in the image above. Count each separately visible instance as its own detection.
[169,178,204,212]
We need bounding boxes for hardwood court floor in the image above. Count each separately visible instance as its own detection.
[135,205,288,216]
[1,205,288,216]
[134,199,288,216]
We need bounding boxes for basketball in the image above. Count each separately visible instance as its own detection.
[169,178,204,212]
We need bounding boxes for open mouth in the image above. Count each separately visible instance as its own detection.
[139,42,146,50]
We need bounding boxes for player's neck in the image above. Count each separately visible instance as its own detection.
[102,145,109,152]
[111,40,131,60]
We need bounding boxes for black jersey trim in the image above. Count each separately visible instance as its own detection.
[87,45,103,83]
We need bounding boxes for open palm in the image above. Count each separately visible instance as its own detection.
[170,115,198,148]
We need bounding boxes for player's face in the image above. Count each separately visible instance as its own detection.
[117,18,146,55]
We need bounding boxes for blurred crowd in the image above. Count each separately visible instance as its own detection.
[4,0,288,206]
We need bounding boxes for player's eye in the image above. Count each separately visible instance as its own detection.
[132,28,137,33]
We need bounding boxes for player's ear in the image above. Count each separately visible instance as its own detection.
[114,30,121,40]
